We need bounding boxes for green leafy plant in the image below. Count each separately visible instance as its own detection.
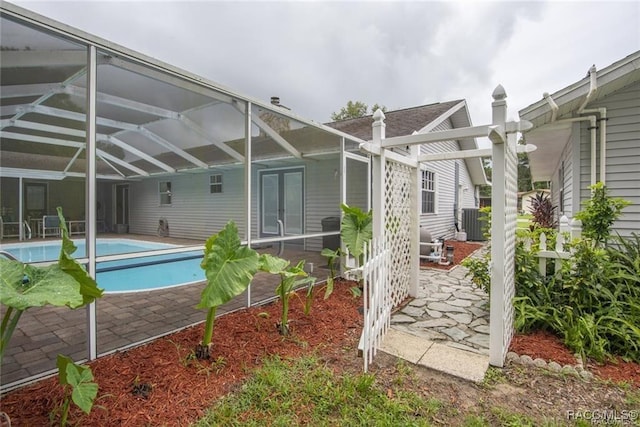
[528,192,557,229]
[55,354,98,426]
[575,182,630,246]
[259,255,316,336]
[197,220,259,359]
[320,248,341,299]
[0,207,104,364]
[340,203,372,267]
[461,254,491,296]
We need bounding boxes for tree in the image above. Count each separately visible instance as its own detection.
[330,101,387,121]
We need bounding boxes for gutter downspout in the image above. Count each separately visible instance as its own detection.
[577,65,607,185]
[543,93,598,186]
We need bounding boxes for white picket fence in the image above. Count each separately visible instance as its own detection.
[523,215,582,277]
[358,238,391,372]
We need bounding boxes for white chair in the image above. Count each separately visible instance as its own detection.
[419,228,443,262]
[42,215,61,238]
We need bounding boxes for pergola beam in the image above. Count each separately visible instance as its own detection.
[381,125,500,148]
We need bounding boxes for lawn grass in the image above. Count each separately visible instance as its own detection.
[193,355,449,426]
[191,355,591,427]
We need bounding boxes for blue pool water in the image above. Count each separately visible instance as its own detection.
[1,239,205,293]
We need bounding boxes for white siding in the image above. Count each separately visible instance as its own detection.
[128,168,245,241]
[125,156,351,250]
[419,119,478,239]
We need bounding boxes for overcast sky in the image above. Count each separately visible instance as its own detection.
[10,0,640,143]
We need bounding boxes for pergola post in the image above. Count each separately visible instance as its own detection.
[371,110,386,243]
[489,85,517,367]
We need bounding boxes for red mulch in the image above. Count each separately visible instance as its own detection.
[0,280,363,426]
[510,331,640,388]
[510,330,577,366]
[420,240,484,271]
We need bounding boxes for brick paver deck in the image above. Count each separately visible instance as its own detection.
[1,235,329,389]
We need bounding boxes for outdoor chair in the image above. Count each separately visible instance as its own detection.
[42,215,61,239]
[419,228,443,262]
[0,216,21,240]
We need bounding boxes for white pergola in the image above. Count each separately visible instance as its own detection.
[360,86,533,368]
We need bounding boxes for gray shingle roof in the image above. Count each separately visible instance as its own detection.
[325,100,463,140]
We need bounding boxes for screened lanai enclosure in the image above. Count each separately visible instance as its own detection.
[0,4,370,388]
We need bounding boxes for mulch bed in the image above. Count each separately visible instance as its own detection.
[510,330,640,388]
[0,280,363,426]
[420,240,484,271]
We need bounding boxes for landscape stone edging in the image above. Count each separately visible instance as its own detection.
[505,351,594,381]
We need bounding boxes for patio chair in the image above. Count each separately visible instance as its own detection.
[419,228,443,262]
[42,215,61,239]
[0,216,21,240]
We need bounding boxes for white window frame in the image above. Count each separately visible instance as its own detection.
[210,174,223,194]
[421,168,437,214]
[159,181,172,206]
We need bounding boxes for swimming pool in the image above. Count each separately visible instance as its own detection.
[0,239,205,293]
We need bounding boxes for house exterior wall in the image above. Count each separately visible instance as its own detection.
[576,80,640,236]
[548,134,575,219]
[418,120,477,240]
[124,155,358,251]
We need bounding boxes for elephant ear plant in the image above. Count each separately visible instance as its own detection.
[55,354,98,427]
[259,254,315,336]
[0,207,104,364]
[340,203,372,268]
[197,220,259,359]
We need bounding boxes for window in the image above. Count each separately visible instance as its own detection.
[159,181,172,205]
[421,170,436,214]
[210,174,223,194]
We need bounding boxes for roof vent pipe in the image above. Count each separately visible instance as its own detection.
[270,96,280,106]
[543,92,559,122]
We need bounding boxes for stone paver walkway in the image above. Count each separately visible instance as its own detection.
[391,264,490,355]
[382,251,491,382]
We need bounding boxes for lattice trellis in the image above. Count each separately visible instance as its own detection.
[500,138,518,362]
[383,159,413,307]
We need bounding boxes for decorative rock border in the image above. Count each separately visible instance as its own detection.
[506,351,594,381]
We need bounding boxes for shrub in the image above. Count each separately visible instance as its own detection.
[575,182,630,246]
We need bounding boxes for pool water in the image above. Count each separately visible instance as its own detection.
[1,239,205,293]
[1,239,178,263]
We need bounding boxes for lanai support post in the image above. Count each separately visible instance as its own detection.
[85,45,98,360]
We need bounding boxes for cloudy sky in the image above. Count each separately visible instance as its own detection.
[10,0,640,139]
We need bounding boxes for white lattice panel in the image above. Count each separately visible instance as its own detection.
[384,160,413,307]
[501,138,518,362]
